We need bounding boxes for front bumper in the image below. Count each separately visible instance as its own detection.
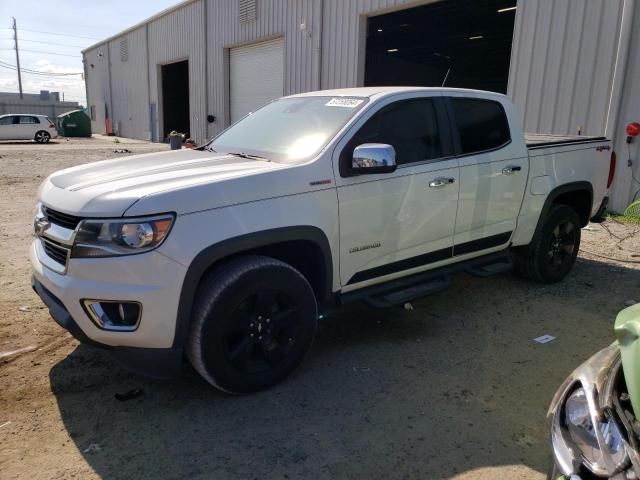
[32,276,183,379]
[30,238,188,378]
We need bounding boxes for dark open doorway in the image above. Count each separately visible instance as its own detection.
[161,60,190,140]
[365,0,517,93]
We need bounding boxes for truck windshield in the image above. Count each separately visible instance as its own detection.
[211,96,368,163]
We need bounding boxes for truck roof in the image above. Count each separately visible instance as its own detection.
[287,86,508,100]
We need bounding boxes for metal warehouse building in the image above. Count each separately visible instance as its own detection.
[83,0,640,212]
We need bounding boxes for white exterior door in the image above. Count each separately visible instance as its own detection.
[334,95,460,288]
[229,38,284,124]
[445,94,529,255]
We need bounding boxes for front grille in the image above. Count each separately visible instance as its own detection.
[43,206,82,230]
[42,240,69,266]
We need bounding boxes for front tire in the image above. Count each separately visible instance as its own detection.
[35,131,50,144]
[187,255,318,394]
[515,204,581,284]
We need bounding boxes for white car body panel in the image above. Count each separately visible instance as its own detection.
[30,87,611,349]
[0,114,57,141]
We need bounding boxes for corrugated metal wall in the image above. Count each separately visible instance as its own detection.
[83,46,111,135]
[148,0,206,142]
[82,0,640,209]
[320,0,435,89]
[108,27,149,140]
[507,0,625,136]
[0,101,80,118]
[609,2,640,212]
[206,0,316,137]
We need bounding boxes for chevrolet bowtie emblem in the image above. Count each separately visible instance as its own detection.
[34,218,51,236]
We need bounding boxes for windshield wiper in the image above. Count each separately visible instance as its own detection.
[227,152,270,161]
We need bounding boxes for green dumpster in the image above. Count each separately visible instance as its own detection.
[56,110,92,137]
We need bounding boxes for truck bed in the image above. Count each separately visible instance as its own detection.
[525,133,607,150]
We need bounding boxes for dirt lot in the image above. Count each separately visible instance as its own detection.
[1,136,639,480]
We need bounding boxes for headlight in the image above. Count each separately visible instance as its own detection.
[564,387,626,475]
[71,214,174,258]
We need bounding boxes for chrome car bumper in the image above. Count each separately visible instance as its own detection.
[548,345,640,479]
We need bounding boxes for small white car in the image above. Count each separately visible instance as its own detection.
[0,114,58,143]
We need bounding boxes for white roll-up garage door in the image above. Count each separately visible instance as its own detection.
[229,38,284,123]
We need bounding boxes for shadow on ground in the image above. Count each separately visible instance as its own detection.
[50,257,640,479]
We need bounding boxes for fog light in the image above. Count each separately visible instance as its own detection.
[82,300,141,331]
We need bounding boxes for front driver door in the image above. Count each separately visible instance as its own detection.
[334,95,460,289]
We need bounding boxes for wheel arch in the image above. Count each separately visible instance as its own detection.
[540,181,594,229]
[173,226,333,349]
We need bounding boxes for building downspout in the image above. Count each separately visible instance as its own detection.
[313,0,324,91]
[604,0,634,139]
[106,43,114,135]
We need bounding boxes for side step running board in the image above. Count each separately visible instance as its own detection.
[364,275,449,309]
[464,256,513,278]
[340,251,514,309]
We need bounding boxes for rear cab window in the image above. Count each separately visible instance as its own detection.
[449,98,511,155]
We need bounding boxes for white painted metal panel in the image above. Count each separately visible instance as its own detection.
[507,0,625,136]
[83,46,112,135]
[148,0,206,142]
[108,27,149,140]
[207,0,316,137]
[229,38,284,123]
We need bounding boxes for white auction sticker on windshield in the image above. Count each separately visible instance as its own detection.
[326,98,364,108]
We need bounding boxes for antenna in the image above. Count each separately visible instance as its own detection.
[441,67,451,87]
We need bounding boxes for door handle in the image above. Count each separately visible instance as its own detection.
[502,165,522,175]
[429,177,456,188]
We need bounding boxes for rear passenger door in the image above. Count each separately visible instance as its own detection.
[335,94,460,288]
[445,94,528,256]
[19,115,39,140]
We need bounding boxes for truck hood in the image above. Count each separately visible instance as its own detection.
[614,303,640,416]
[39,149,287,216]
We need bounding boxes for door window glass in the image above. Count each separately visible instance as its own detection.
[347,99,443,166]
[450,98,510,154]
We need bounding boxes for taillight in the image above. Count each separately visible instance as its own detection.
[607,151,616,188]
[48,123,55,129]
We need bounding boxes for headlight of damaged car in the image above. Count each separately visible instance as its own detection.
[564,387,627,474]
[71,214,174,257]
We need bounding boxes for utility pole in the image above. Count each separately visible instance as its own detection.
[12,17,23,99]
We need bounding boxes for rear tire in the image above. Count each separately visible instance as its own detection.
[515,204,581,284]
[187,255,318,394]
[35,131,50,144]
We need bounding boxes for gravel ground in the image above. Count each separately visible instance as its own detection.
[1,136,639,480]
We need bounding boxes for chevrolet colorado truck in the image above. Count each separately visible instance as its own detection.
[31,87,614,393]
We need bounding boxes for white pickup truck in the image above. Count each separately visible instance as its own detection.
[31,87,614,393]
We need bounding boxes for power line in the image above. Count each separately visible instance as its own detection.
[0,28,99,41]
[0,63,84,78]
[14,39,87,49]
[0,48,81,58]
[0,60,83,75]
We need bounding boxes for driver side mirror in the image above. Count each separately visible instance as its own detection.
[351,143,397,175]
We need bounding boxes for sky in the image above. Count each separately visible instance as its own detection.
[0,0,180,106]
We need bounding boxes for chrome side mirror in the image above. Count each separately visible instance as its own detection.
[351,143,397,175]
